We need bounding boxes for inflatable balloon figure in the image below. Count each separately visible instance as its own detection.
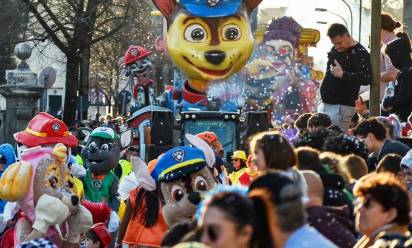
[244,56,278,112]
[0,112,92,247]
[263,17,303,123]
[246,17,320,125]
[153,0,263,111]
[124,45,155,112]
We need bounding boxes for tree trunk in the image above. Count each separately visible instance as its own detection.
[79,47,90,120]
[63,55,80,127]
[404,0,412,37]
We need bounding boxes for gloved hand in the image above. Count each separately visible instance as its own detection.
[70,163,86,178]
[108,211,120,233]
[52,143,68,164]
[32,194,70,234]
[65,205,93,244]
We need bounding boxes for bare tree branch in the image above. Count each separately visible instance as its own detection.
[21,0,68,54]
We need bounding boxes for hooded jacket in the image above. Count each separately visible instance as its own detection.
[383,33,412,121]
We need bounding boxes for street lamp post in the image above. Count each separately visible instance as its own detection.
[315,8,349,30]
[359,0,362,42]
[341,0,354,35]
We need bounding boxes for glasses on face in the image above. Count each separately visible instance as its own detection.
[233,159,241,162]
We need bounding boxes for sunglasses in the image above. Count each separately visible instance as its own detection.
[202,225,220,242]
[233,159,241,162]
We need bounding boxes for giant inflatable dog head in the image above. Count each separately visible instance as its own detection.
[153,0,262,93]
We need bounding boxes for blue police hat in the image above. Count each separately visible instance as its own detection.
[179,0,243,18]
[151,146,206,182]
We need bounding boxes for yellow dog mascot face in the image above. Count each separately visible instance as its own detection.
[153,0,262,93]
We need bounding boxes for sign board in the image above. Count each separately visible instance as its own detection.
[38,67,57,89]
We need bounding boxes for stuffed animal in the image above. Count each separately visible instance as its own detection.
[0,144,93,247]
[153,0,262,110]
[150,134,218,225]
[81,127,131,211]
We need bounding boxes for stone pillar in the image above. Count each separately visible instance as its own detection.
[0,43,45,144]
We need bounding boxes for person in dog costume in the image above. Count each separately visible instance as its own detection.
[150,134,218,226]
[0,113,93,247]
[80,127,131,211]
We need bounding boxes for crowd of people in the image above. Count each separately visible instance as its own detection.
[2,109,412,248]
[0,10,411,248]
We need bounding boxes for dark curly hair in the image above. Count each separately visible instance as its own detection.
[295,113,313,132]
[308,113,332,129]
[323,134,369,160]
[354,118,387,141]
[294,127,338,150]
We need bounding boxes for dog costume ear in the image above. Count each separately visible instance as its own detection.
[185,134,215,168]
[152,0,178,19]
[245,0,263,13]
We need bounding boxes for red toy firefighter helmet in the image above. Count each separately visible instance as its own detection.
[124,45,152,65]
[89,223,112,248]
[14,112,78,147]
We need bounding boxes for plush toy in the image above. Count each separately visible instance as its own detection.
[150,134,218,225]
[0,144,93,247]
[81,127,131,211]
[124,45,155,112]
[153,0,262,111]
